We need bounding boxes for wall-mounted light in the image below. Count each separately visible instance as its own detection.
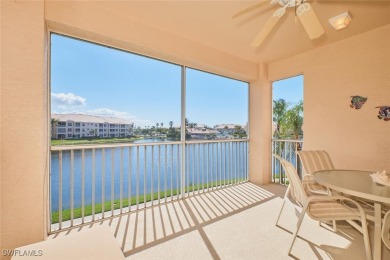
[329,12,351,31]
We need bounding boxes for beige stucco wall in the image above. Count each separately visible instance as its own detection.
[44,1,258,82]
[2,0,388,254]
[1,0,48,256]
[269,24,390,172]
[1,0,261,254]
[0,0,2,253]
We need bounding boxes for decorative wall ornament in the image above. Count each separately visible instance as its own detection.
[350,96,367,109]
[376,106,390,121]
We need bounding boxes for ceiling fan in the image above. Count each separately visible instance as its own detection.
[233,0,325,48]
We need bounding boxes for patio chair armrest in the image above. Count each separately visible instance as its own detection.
[306,195,366,214]
[302,174,315,182]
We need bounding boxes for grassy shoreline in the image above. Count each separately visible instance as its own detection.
[51,179,245,224]
[51,137,144,146]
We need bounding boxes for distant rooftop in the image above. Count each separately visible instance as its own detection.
[52,113,133,124]
[214,124,241,129]
[187,128,219,134]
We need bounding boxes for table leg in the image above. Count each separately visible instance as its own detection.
[374,203,382,260]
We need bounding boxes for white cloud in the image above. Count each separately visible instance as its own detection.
[86,108,134,119]
[51,93,86,109]
[86,108,154,127]
[54,107,154,127]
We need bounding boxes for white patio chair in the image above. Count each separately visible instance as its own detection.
[274,154,372,260]
[382,210,390,250]
[296,150,335,195]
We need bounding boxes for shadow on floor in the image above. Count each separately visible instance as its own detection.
[50,183,386,259]
[114,182,277,258]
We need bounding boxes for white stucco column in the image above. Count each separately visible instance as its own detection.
[249,63,272,185]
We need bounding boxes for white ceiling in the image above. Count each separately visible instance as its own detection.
[97,0,390,63]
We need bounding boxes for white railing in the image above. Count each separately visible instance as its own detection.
[271,139,303,185]
[50,139,248,232]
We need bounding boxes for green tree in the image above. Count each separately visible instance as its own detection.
[233,125,246,138]
[167,121,180,140]
[280,101,303,139]
[89,129,97,137]
[273,99,287,138]
[184,118,192,139]
[51,118,59,139]
[135,126,141,135]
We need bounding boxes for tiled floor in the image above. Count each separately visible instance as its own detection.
[50,183,389,259]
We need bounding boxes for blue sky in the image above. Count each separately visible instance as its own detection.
[272,75,303,107]
[51,34,249,128]
[186,69,248,126]
[51,34,302,128]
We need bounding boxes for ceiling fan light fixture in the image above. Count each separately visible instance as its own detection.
[329,11,351,31]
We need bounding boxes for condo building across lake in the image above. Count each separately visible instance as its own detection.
[51,114,134,139]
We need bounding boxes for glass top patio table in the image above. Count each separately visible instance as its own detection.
[313,170,390,204]
[314,169,390,260]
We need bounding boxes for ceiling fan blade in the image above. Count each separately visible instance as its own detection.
[297,3,325,40]
[251,14,281,48]
[232,0,270,19]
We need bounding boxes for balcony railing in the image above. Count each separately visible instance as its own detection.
[50,139,248,232]
[271,139,303,185]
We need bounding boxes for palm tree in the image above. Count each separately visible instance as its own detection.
[233,125,245,138]
[51,118,59,139]
[169,121,173,129]
[89,129,97,137]
[161,123,163,128]
[273,99,287,138]
[281,101,303,139]
[189,122,197,129]
[234,125,243,134]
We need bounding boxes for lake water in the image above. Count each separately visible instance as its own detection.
[50,139,248,211]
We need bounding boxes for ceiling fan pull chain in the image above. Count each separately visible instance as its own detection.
[295,1,298,23]
[295,0,305,21]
